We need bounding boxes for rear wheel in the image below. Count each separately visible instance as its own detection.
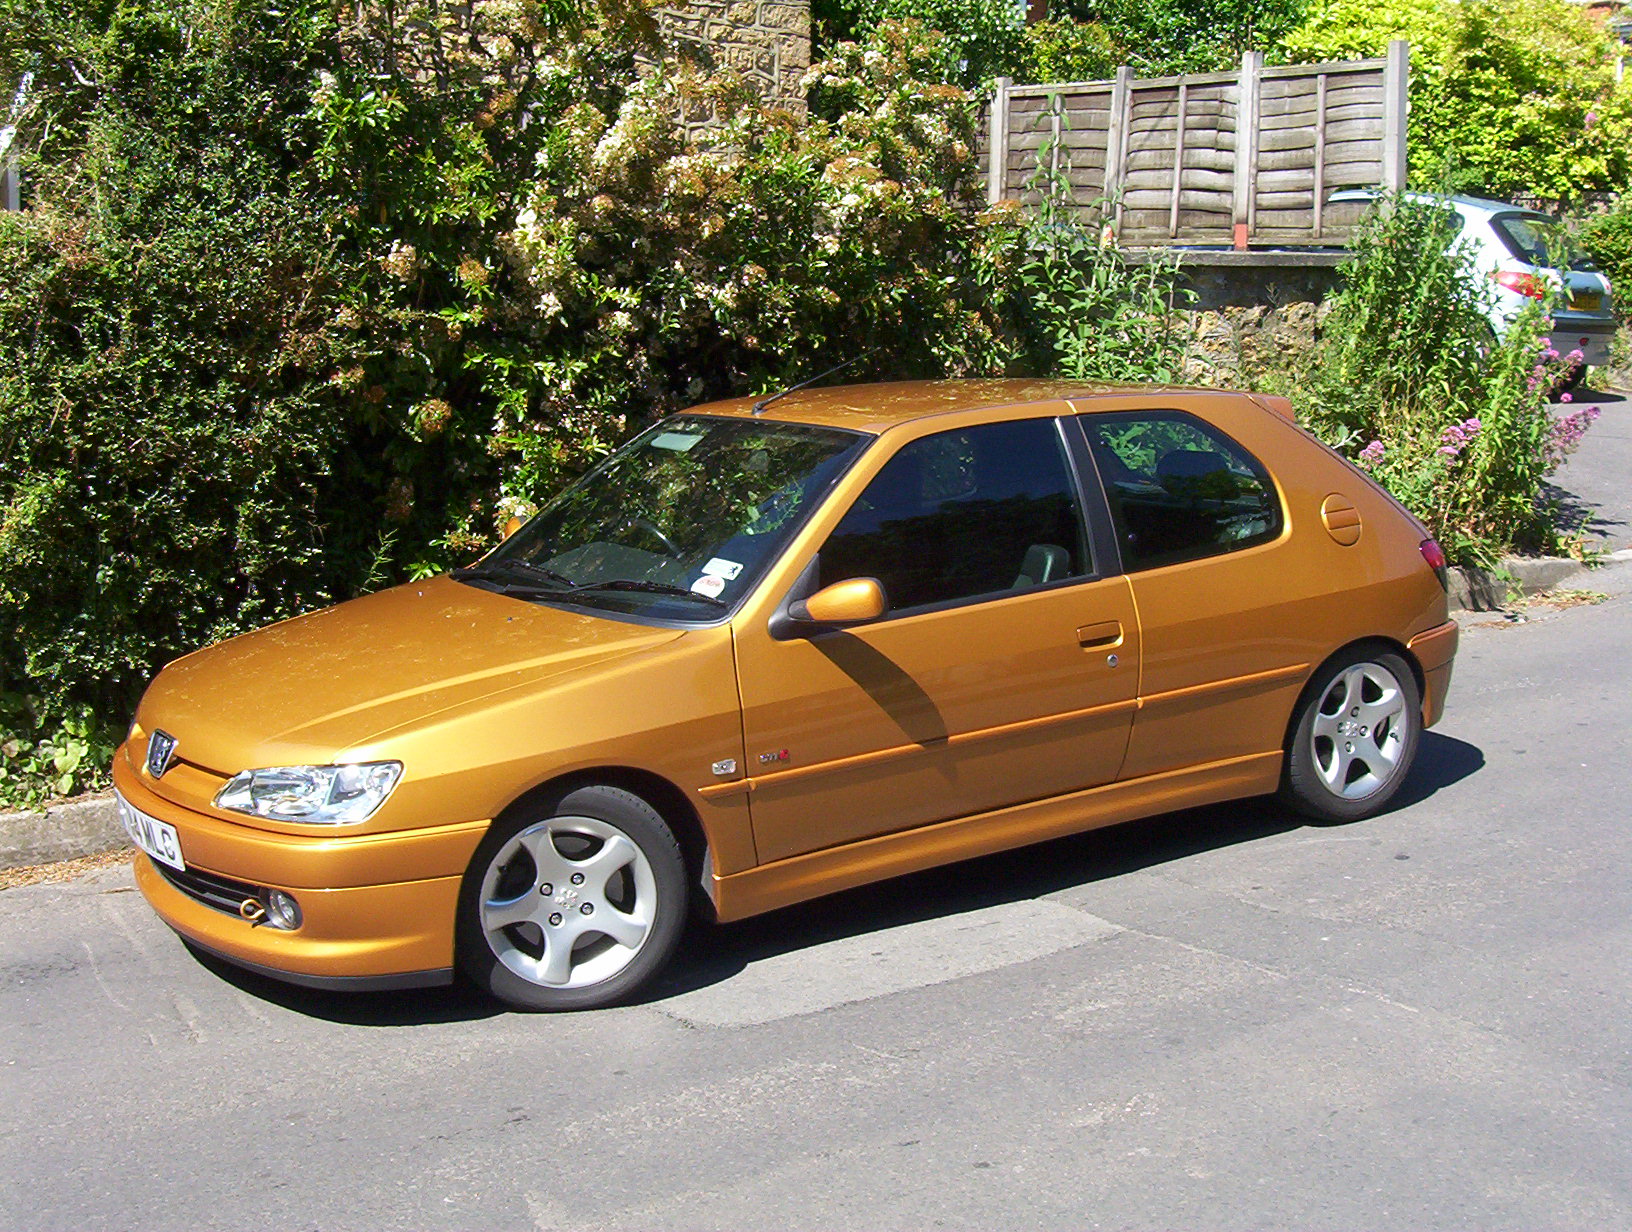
[1281,648,1421,823]
[457,785,687,1010]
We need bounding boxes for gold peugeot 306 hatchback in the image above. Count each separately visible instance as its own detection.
[115,380,1459,1010]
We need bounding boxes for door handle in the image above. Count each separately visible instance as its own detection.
[1076,620,1124,649]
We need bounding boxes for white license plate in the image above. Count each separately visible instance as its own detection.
[116,791,186,871]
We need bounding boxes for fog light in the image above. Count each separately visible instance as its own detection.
[264,890,302,930]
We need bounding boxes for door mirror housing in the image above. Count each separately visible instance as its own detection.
[789,577,888,628]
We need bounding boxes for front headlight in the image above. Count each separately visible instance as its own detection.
[214,762,403,825]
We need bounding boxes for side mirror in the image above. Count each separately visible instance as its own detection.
[789,577,888,627]
[501,516,525,541]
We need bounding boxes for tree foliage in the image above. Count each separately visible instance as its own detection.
[1285,0,1632,198]
[1058,0,1308,74]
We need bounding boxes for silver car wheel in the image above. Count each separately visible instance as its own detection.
[1309,661,1408,800]
[478,815,659,990]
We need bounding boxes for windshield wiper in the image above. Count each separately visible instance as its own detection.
[455,565,726,609]
[563,579,727,608]
[452,559,577,589]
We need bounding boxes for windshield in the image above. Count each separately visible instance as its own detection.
[460,415,868,621]
[1491,214,1597,271]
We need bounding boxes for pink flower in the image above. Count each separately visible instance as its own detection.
[1358,439,1385,466]
[1586,111,1598,127]
[1561,392,1573,402]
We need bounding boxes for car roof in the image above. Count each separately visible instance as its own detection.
[1328,187,1547,222]
[687,378,1253,434]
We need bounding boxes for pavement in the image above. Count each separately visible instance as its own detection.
[4,528,1630,1230]
[1,383,1628,873]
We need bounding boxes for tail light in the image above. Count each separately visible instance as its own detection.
[1420,538,1448,590]
[1493,270,1548,299]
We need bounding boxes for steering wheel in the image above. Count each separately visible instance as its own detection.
[624,516,682,559]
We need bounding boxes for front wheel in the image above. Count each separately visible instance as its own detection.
[457,785,687,1010]
[1281,649,1421,823]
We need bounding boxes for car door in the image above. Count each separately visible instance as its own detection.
[1073,400,1309,781]
[733,409,1141,866]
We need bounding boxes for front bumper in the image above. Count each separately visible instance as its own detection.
[115,752,487,984]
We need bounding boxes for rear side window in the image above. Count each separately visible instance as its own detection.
[1082,411,1281,572]
[819,417,1089,613]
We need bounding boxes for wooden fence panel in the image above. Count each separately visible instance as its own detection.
[980,43,1408,248]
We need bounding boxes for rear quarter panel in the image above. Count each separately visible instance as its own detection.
[1079,393,1447,781]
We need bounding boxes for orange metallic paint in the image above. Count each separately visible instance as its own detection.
[118,379,1455,988]
[796,576,888,625]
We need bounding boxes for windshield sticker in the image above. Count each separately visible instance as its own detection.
[701,557,744,580]
[650,431,705,452]
[690,573,727,599]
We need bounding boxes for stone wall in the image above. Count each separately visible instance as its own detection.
[658,0,810,130]
[1161,252,1347,386]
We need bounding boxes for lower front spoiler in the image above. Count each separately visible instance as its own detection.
[177,932,452,992]
[134,851,466,986]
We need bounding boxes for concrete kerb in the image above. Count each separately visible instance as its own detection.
[4,549,1630,873]
[1,793,124,871]
[1448,547,1632,612]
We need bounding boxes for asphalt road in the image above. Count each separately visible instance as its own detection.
[5,488,1631,1230]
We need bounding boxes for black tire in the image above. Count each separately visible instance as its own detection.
[1280,647,1421,823]
[457,784,687,1011]
[1546,350,1588,398]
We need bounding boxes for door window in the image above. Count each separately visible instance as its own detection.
[1082,411,1281,571]
[818,417,1089,613]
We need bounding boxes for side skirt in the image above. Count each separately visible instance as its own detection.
[709,750,1283,923]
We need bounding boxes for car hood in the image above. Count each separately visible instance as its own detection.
[136,576,686,772]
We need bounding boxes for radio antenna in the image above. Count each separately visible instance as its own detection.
[751,350,876,416]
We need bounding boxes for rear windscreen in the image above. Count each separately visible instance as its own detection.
[1491,215,1597,271]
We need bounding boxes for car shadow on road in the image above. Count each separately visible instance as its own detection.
[190,731,1483,1024]
[639,729,1487,1005]
[183,942,506,1026]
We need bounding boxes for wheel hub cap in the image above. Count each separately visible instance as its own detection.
[1310,661,1408,801]
[478,816,658,990]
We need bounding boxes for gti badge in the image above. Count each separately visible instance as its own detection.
[758,748,791,765]
[146,730,178,779]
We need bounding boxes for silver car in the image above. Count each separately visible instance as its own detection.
[1332,189,1617,388]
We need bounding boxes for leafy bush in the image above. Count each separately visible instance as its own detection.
[0,1,370,719]
[979,138,1192,381]
[1023,19,1120,84]
[1576,197,1632,319]
[1300,197,1597,563]
[1285,0,1632,199]
[0,694,114,807]
[1055,0,1307,75]
[813,0,1032,90]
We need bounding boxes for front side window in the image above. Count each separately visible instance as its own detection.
[463,416,867,621]
[1083,411,1281,572]
[818,417,1089,613]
